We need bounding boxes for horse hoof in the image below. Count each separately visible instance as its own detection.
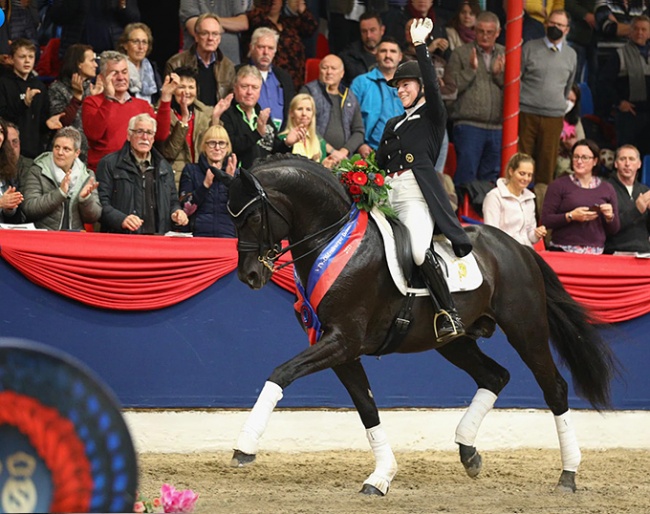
[459,444,482,478]
[230,449,256,468]
[554,470,576,493]
[359,484,386,496]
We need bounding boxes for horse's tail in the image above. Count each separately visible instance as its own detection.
[527,248,621,410]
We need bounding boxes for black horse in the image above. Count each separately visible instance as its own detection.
[226,155,619,495]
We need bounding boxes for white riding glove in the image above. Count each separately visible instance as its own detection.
[410,17,434,46]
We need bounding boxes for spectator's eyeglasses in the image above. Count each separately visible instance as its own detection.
[197,31,221,39]
[130,129,155,138]
[206,140,228,149]
[128,39,149,46]
[572,154,595,162]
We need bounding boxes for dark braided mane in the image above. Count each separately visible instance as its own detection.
[248,154,351,206]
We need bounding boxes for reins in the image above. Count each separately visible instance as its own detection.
[228,172,351,273]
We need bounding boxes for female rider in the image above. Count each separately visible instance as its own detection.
[376,18,472,343]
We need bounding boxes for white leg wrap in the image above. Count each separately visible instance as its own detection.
[362,424,398,495]
[455,388,498,446]
[554,410,581,472]
[235,381,283,455]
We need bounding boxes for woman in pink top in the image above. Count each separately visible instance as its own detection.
[483,152,547,246]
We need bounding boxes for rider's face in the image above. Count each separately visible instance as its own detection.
[397,78,420,108]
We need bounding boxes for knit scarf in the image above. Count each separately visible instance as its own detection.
[457,24,476,44]
[127,58,158,100]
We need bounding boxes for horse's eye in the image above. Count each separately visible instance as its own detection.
[249,212,262,225]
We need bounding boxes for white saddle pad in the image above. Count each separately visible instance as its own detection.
[370,209,483,296]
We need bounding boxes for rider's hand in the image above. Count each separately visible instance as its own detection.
[410,17,433,46]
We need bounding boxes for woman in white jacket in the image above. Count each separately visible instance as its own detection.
[483,153,547,247]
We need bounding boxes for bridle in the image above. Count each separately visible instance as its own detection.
[227,173,350,273]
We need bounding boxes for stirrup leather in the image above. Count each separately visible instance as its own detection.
[433,309,460,340]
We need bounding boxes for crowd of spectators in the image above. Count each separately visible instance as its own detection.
[0,0,649,253]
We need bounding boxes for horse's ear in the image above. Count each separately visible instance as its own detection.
[237,168,261,196]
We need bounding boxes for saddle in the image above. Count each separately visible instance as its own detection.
[370,209,483,295]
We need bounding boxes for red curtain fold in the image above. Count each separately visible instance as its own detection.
[0,231,238,310]
[1,231,648,322]
[538,251,650,323]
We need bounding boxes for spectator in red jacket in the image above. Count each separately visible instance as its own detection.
[82,50,178,170]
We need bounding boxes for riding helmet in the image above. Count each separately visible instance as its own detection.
[388,61,422,87]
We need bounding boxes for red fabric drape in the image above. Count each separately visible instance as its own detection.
[0,231,238,310]
[539,251,650,323]
[1,231,649,322]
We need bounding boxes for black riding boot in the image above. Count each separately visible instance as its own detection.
[420,248,465,344]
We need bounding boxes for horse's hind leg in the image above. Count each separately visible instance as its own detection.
[333,359,398,496]
[436,336,510,478]
[499,319,579,493]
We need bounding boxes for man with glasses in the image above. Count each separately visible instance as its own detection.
[519,9,577,209]
[605,144,650,253]
[165,13,236,106]
[445,11,505,188]
[82,51,179,171]
[179,0,252,65]
[96,113,188,234]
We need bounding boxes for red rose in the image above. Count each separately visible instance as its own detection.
[354,160,367,168]
[374,174,385,186]
[351,172,368,185]
[349,184,362,195]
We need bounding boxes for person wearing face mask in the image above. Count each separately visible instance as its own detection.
[518,9,577,212]
[376,18,473,344]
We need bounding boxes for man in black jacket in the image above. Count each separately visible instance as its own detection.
[220,66,297,170]
[605,144,650,254]
[96,113,188,234]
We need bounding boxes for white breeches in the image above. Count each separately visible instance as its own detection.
[387,170,434,266]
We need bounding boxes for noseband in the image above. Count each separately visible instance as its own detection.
[227,174,350,273]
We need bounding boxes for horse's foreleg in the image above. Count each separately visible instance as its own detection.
[230,334,356,468]
[231,381,283,467]
[362,425,398,496]
[455,388,497,477]
[333,360,397,496]
[553,410,581,493]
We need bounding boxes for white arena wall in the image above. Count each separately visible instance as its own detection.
[125,409,650,453]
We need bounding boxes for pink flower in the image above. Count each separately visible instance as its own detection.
[134,501,146,513]
[161,484,199,513]
[152,498,162,508]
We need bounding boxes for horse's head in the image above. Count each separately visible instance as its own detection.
[227,168,290,289]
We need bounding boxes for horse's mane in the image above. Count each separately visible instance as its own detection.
[248,154,350,207]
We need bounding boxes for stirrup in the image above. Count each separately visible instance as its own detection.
[433,309,463,343]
